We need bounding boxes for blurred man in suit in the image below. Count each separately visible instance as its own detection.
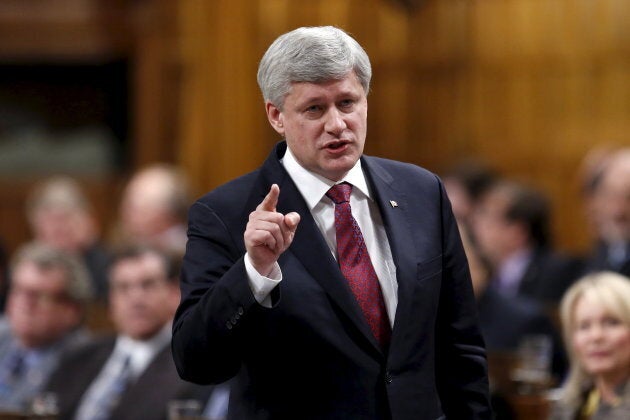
[472,180,583,304]
[172,26,491,419]
[26,176,110,300]
[111,164,192,257]
[46,246,222,420]
[0,243,92,412]
[442,159,498,225]
[460,223,567,379]
[585,148,630,277]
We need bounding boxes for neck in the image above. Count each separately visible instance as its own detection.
[595,369,629,404]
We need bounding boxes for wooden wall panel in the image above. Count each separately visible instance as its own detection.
[173,0,630,253]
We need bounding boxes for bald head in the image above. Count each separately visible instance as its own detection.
[120,164,191,242]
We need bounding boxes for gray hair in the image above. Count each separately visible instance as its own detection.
[26,176,90,220]
[257,26,372,109]
[10,242,94,305]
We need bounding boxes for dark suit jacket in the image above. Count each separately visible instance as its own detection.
[477,288,567,380]
[516,248,584,304]
[172,142,492,419]
[584,242,630,278]
[45,336,214,420]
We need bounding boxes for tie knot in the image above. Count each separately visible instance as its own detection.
[326,182,352,204]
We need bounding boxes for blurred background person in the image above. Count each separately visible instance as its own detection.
[459,222,567,384]
[442,159,499,225]
[584,148,630,277]
[109,164,192,257]
[472,179,583,306]
[45,246,225,420]
[0,243,93,412]
[549,271,630,419]
[0,240,8,313]
[26,176,109,300]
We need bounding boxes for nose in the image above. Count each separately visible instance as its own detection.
[586,323,606,342]
[324,107,347,136]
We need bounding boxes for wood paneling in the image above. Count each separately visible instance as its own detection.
[1,0,628,257]
[174,0,630,253]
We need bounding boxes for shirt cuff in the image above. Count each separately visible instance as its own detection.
[245,253,282,308]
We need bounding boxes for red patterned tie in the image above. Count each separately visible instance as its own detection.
[326,182,391,349]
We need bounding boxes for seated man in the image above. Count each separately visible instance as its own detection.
[472,180,583,304]
[45,246,225,420]
[584,148,630,277]
[0,243,93,412]
[110,164,192,256]
[26,176,110,301]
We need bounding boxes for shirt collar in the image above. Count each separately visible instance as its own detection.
[115,322,171,366]
[282,145,372,209]
[498,248,533,285]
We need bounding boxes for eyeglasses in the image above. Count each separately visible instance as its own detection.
[10,285,70,306]
[110,277,169,295]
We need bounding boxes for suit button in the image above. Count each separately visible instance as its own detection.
[385,371,393,384]
[237,306,244,315]
[226,320,233,330]
[231,315,238,324]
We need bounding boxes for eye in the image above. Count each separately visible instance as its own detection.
[338,99,354,110]
[305,104,323,114]
[602,316,622,327]
[302,104,324,119]
[576,320,591,331]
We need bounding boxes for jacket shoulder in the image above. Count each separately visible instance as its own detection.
[364,155,439,181]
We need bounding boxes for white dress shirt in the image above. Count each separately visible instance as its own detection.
[245,147,398,325]
[74,324,172,420]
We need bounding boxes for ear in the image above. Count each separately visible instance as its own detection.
[265,102,285,136]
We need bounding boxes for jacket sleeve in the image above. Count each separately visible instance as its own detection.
[171,200,257,385]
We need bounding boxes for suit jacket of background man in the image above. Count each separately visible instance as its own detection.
[516,248,585,304]
[45,336,214,420]
[585,242,630,278]
[172,141,492,420]
[0,322,91,412]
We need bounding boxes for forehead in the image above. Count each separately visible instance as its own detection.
[110,253,166,281]
[602,171,630,194]
[12,261,67,289]
[285,72,365,104]
[479,189,510,211]
[573,291,619,319]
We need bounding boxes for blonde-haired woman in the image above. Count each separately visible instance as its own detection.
[550,271,630,419]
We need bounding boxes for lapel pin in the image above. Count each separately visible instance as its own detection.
[389,200,398,208]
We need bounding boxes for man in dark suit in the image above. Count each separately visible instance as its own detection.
[584,148,630,277]
[46,247,220,420]
[472,180,583,304]
[172,26,491,419]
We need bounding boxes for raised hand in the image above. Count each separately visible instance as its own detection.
[244,184,300,276]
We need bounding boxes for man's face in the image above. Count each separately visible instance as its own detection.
[472,190,524,264]
[594,157,630,243]
[109,253,179,340]
[8,262,79,348]
[31,207,94,254]
[266,71,368,182]
[120,174,173,241]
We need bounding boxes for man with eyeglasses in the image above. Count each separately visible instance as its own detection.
[45,246,226,420]
[0,242,93,412]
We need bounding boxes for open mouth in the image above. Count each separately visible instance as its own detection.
[325,140,350,150]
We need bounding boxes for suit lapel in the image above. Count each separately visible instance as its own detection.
[362,158,418,354]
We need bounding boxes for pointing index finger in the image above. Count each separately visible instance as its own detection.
[258,184,280,212]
